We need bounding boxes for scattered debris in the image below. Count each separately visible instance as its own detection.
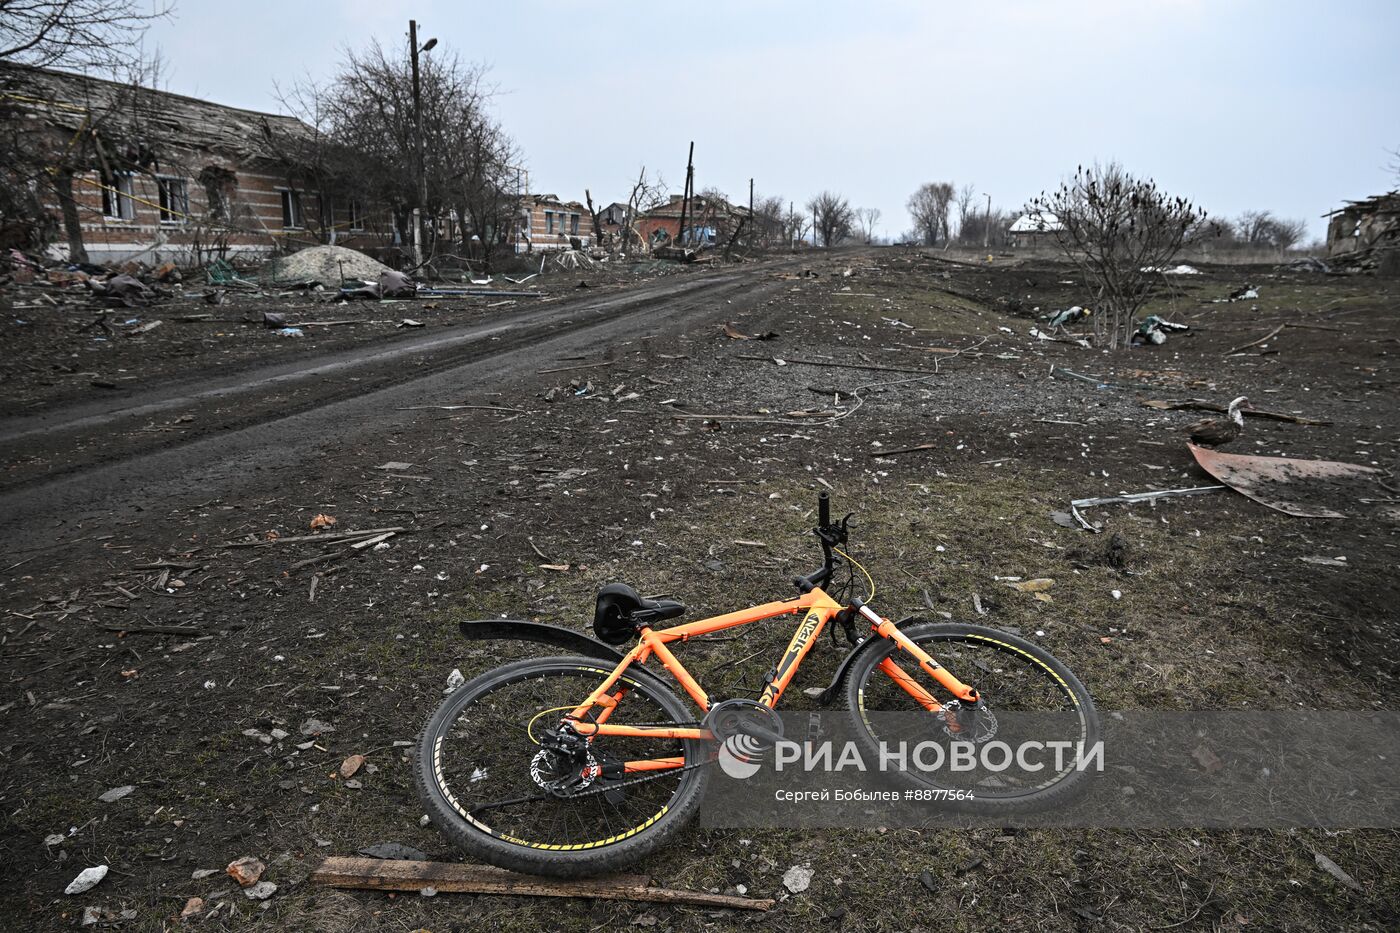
[1046,305,1091,327]
[1069,486,1226,532]
[1188,396,1249,448]
[98,784,135,803]
[358,842,429,861]
[311,857,774,910]
[1006,578,1055,603]
[226,856,266,887]
[722,323,778,341]
[340,754,366,778]
[1223,323,1284,356]
[262,244,394,286]
[1132,315,1189,346]
[1313,852,1363,893]
[1142,398,1329,425]
[1189,445,1396,520]
[243,881,278,900]
[180,896,205,919]
[300,718,335,736]
[65,865,109,895]
[309,514,337,530]
[782,865,813,894]
[444,668,465,693]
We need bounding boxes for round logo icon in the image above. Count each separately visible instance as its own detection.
[717,734,766,779]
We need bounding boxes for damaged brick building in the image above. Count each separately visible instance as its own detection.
[1,63,393,265]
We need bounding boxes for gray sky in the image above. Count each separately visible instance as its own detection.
[146,0,1398,240]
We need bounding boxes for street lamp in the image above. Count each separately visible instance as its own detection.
[409,20,437,266]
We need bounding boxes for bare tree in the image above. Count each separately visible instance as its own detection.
[854,206,881,244]
[907,182,954,246]
[1031,162,1205,349]
[1233,209,1306,251]
[274,39,517,266]
[750,194,787,249]
[620,165,667,255]
[0,0,172,71]
[954,183,977,240]
[1,54,172,261]
[807,191,853,247]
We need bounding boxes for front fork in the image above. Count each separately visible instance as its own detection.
[853,601,981,727]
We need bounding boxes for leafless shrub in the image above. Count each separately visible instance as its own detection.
[1031,162,1205,349]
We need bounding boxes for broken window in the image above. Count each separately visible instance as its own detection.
[102,172,135,220]
[570,213,580,236]
[349,199,364,231]
[157,176,188,224]
[545,210,555,234]
[280,189,303,229]
[199,165,236,221]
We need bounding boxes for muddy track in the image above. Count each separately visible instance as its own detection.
[0,259,796,546]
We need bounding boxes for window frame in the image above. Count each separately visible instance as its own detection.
[348,198,364,232]
[279,188,304,230]
[156,175,189,225]
[102,172,136,222]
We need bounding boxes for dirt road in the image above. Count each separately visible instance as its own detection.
[0,260,791,548]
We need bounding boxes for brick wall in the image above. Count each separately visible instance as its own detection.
[49,155,393,266]
[516,198,590,253]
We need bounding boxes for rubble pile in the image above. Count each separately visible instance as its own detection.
[260,245,394,286]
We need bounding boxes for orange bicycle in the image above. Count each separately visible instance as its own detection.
[415,493,1098,877]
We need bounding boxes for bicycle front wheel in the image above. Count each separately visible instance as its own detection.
[414,655,709,877]
[845,622,1099,811]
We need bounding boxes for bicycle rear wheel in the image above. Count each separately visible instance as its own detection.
[845,622,1099,811]
[415,655,709,877]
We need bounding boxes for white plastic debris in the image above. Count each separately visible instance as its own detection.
[243,881,278,900]
[65,865,108,895]
[98,785,134,803]
[444,669,465,694]
[782,864,813,893]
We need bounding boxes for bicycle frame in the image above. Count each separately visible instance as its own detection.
[561,586,981,773]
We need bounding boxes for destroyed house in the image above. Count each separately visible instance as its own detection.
[514,194,591,252]
[1324,192,1400,268]
[2,63,391,264]
[1007,210,1063,248]
[635,194,744,247]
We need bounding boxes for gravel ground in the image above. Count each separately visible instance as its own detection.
[1,248,1397,931]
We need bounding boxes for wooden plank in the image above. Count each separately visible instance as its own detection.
[311,857,773,911]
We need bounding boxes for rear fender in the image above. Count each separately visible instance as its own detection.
[458,619,627,665]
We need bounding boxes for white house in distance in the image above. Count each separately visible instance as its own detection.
[1008,210,1063,248]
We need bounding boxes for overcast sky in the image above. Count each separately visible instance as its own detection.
[144,0,1398,240]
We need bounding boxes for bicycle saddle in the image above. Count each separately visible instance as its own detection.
[593,583,686,644]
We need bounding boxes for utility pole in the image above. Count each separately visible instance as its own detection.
[409,20,436,266]
[676,142,694,248]
[983,192,992,252]
[748,177,753,248]
[789,200,794,250]
[813,206,819,248]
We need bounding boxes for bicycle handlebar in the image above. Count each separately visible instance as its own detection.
[794,491,847,594]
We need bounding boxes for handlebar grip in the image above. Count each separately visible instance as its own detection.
[818,491,831,528]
